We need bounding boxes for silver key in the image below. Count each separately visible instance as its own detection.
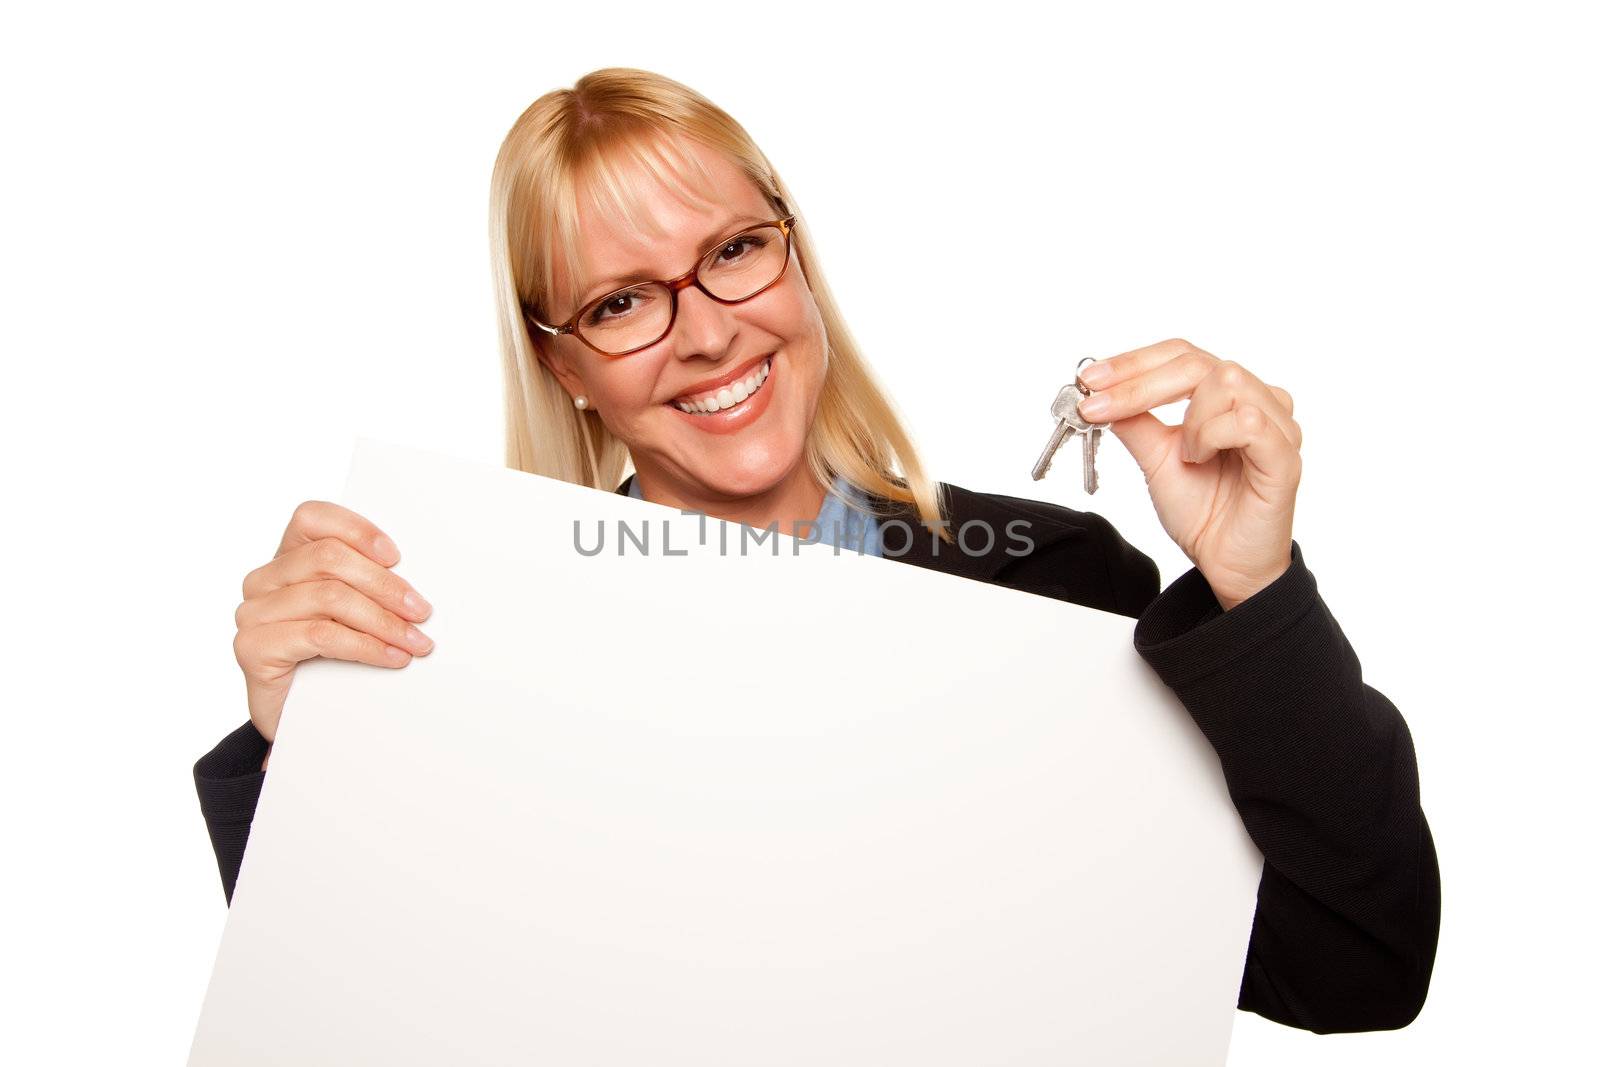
[1031,378,1107,492]
[1030,395,1079,481]
[1081,423,1102,494]
[1031,382,1093,480]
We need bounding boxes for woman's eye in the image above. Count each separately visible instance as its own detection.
[715,234,765,263]
[586,289,645,324]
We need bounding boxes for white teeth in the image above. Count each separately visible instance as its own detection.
[674,358,771,415]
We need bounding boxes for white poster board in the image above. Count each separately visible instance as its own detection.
[189,437,1264,1066]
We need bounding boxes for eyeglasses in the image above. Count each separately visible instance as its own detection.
[524,215,797,356]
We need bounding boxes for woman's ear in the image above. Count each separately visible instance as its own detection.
[534,339,588,406]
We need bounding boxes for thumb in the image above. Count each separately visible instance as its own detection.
[1107,412,1175,480]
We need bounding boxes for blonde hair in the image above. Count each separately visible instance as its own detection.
[486,67,950,538]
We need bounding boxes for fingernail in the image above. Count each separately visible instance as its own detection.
[374,533,399,562]
[404,626,434,653]
[1078,362,1113,387]
[403,590,432,619]
[1078,395,1111,419]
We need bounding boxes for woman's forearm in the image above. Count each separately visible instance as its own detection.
[1134,541,1441,1031]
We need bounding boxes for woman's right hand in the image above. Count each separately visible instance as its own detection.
[233,501,435,769]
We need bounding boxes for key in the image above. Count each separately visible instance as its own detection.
[1081,423,1101,494]
[1031,382,1095,481]
[1031,375,1109,492]
[1031,388,1080,481]
[1071,359,1111,494]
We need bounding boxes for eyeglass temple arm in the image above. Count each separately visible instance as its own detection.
[522,307,569,336]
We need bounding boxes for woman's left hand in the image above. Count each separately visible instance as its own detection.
[1075,338,1302,611]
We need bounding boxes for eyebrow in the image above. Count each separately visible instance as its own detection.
[573,213,769,310]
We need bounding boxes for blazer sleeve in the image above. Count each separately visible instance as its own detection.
[193,720,271,905]
[1129,540,1440,1033]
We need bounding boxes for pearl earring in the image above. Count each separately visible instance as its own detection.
[574,395,589,410]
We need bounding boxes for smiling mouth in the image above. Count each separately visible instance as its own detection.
[669,356,772,415]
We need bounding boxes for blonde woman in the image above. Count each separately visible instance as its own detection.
[196,68,1439,1036]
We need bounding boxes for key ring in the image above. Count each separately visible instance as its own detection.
[1075,356,1100,394]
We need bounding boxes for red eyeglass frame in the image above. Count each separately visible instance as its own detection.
[523,213,798,357]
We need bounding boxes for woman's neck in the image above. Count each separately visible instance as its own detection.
[631,465,828,538]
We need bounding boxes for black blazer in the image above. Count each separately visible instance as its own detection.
[195,478,1440,1036]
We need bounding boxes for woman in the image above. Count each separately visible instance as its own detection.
[196,68,1439,1037]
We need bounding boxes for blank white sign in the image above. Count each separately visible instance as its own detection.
[189,437,1264,1066]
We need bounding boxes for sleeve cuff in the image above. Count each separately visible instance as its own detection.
[193,719,270,819]
[1133,541,1319,687]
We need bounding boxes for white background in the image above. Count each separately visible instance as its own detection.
[2,1,1593,1062]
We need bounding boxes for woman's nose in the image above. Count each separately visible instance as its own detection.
[669,284,740,360]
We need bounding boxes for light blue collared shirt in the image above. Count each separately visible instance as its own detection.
[627,473,883,556]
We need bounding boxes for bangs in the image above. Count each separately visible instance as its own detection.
[541,128,725,316]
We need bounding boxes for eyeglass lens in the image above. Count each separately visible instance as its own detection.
[576,224,788,354]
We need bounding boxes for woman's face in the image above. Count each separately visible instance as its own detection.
[538,141,827,504]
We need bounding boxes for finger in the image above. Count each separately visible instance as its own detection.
[1181,362,1302,459]
[1076,337,1215,391]
[274,500,401,568]
[236,579,434,657]
[236,617,418,675]
[1105,411,1180,481]
[1268,384,1293,416]
[1077,345,1220,423]
[244,536,432,622]
[1189,403,1301,487]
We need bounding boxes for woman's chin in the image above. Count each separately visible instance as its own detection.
[675,434,805,500]
[691,458,799,500]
